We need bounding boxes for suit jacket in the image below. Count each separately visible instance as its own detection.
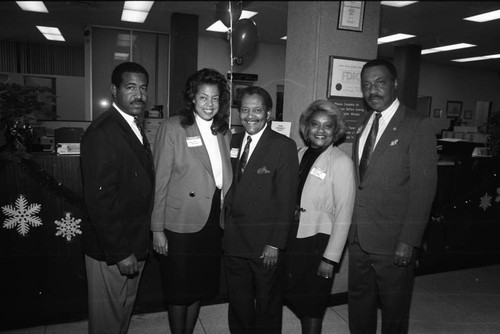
[296,146,355,263]
[150,116,232,233]
[81,107,155,265]
[348,104,438,255]
[223,125,299,258]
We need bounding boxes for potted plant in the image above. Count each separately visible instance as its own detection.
[0,81,56,155]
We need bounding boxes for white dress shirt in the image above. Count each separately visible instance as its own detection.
[358,98,400,160]
[113,102,143,144]
[239,123,268,160]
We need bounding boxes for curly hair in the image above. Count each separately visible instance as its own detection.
[299,99,347,146]
[180,68,231,135]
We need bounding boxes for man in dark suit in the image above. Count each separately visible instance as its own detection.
[348,59,438,334]
[223,86,299,334]
[81,62,154,334]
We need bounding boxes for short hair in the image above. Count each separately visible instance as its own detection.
[180,68,231,134]
[111,62,149,87]
[236,86,273,111]
[361,58,398,81]
[299,99,347,146]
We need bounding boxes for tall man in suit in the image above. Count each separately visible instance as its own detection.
[348,59,438,334]
[81,62,154,334]
[223,86,299,333]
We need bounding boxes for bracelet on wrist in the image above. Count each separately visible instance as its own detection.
[321,257,337,266]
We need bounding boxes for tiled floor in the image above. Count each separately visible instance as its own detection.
[3,264,500,333]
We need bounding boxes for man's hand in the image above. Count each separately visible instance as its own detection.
[260,245,279,268]
[117,254,139,276]
[153,231,168,256]
[394,241,414,267]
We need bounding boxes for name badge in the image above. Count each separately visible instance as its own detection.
[186,136,203,147]
[310,167,326,180]
[230,148,240,158]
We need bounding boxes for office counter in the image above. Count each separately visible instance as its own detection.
[1,153,499,330]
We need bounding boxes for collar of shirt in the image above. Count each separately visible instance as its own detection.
[113,102,143,144]
[358,98,400,159]
[241,122,267,160]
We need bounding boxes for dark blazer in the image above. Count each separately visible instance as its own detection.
[223,125,299,258]
[348,104,438,254]
[150,116,233,233]
[81,107,155,265]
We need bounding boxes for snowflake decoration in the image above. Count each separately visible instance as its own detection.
[479,193,492,211]
[55,212,82,242]
[2,194,42,236]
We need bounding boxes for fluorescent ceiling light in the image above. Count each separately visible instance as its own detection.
[464,9,500,22]
[377,33,415,45]
[123,1,154,11]
[16,1,48,13]
[44,34,65,41]
[240,10,257,20]
[281,36,287,40]
[206,20,230,33]
[206,10,259,32]
[452,54,500,62]
[36,25,65,41]
[114,52,130,61]
[381,1,418,8]
[121,1,154,23]
[122,9,149,23]
[421,43,476,55]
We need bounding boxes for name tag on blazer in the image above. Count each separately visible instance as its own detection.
[186,136,203,147]
[230,148,240,158]
[310,166,326,180]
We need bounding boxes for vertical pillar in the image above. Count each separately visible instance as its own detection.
[169,13,198,117]
[393,44,421,110]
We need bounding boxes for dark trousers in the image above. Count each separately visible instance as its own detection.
[224,255,283,334]
[348,240,415,334]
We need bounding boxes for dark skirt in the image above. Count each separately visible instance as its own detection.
[159,188,222,305]
[282,226,333,318]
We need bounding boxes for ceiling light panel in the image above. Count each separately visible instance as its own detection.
[380,1,418,8]
[464,9,500,22]
[422,43,475,55]
[452,54,500,62]
[121,1,154,23]
[377,33,416,45]
[16,1,48,13]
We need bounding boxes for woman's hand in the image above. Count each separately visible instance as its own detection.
[317,260,334,279]
[153,231,168,256]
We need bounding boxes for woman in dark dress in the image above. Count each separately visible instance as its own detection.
[150,68,232,334]
[283,99,356,334]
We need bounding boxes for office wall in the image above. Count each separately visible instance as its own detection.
[198,36,286,119]
[419,61,500,133]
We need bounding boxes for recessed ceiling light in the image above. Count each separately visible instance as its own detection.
[36,26,65,41]
[121,1,154,23]
[240,10,257,20]
[377,33,415,45]
[281,36,287,40]
[421,43,476,55]
[16,1,48,13]
[206,10,259,31]
[464,9,500,22]
[206,20,230,33]
[452,54,500,62]
[380,1,418,8]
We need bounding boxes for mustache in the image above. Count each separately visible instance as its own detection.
[368,94,383,100]
[131,99,145,104]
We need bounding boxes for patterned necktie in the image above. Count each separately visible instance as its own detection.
[134,116,152,155]
[239,136,252,180]
[359,112,381,182]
